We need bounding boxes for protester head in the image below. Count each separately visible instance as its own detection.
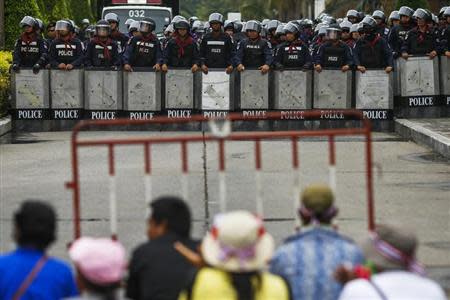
[202,210,274,273]
[14,200,56,251]
[148,196,192,240]
[69,237,126,297]
[299,184,337,225]
[362,224,424,274]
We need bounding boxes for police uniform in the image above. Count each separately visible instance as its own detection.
[48,38,84,68]
[388,24,412,57]
[111,30,129,53]
[314,41,354,68]
[273,40,312,69]
[235,38,273,68]
[163,36,200,68]
[84,38,121,67]
[376,25,390,40]
[13,35,47,67]
[200,32,234,68]
[122,35,162,67]
[401,27,438,55]
[353,34,393,68]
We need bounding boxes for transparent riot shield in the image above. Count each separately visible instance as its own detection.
[273,70,312,109]
[51,69,84,120]
[313,69,352,109]
[123,68,161,120]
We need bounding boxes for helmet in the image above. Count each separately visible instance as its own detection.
[209,13,224,24]
[129,21,140,33]
[234,21,243,32]
[389,11,400,21]
[174,19,190,30]
[192,20,205,32]
[444,7,450,18]
[189,16,199,26]
[326,24,341,39]
[346,9,359,19]
[432,14,438,24]
[171,15,187,24]
[339,20,352,31]
[399,6,414,17]
[125,19,135,27]
[105,12,120,23]
[318,24,328,36]
[35,18,44,31]
[267,20,281,31]
[96,20,111,37]
[323,16,337,25]
[165,23,175,34]
[139,17,155,33]
[245,20,262,32]
[275,24,286,36]
[283,22,299,35]
[362,16,377,28]
[82,19,90,25]
[55,20,73,32]
[301,19,313,28]
[357,22,365,33]
[350,23,359,33]
[262,19,270,27]
[413,8,431,21]
[439,7,449,18]
[372,10,385,22]
[85,25,95,38]
[20,16,36,28]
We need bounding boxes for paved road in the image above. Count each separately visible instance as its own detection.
[1,130,449,291]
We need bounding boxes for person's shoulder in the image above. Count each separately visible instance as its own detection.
[46,256,73,272]
[338,278,376,299]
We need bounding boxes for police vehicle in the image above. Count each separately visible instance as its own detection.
[102,0,178,37]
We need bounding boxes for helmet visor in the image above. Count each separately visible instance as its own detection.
[139,22,152,33]
[96,26,110,37]
[55,21,70,31]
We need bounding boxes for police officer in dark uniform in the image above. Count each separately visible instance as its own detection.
[353,16,393,74]
[48,20,84,70]
[388,6,414,58]
[273,23,312,70]
[299,19,314,45]
[12,16,47,74]
[314,25,353,73]
[200,13,234,74]
[161,19,200,73]
[233,21,247,44]
[45,22,57,47]
[340,20,355,48]
[235,21,272,74]
[84,20,121,68]
[266,20,282,48]
[401,9,438,60]
[346,9,360,24]
[389,11,401,27]
[123,18,162,72]
[105,13,129,53]
[440,7,450,58]
[372,10,390,40]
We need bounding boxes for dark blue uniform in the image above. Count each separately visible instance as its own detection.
[314,41,354,68]
[388,24,412,57]
[200,32,235,68]
[273,40,312,69]
[162,37,200,68]
[401,27,438,55]
[122,35,162,67]
[13,35,47,67]
[111,30,129,53]
[84,38,121,67]
[48,38,84,68]
[353,34,393,68]
[235,38,273,67]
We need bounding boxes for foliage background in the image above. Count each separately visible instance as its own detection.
[0,51,12,117]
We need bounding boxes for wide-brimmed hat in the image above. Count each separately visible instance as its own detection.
[202,211,274,272]
[362,224,424,275]
[69,237,127,286]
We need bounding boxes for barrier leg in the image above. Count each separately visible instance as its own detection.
[109,175,118,240]
[219,171,227,213]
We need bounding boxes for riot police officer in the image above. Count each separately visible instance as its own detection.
[224,20,236,37]
[353,17,393,74]
[314,25,353,73]
[125,19,135,32]
[273,23,312,70]
[299,19,314,45]
[45,22,57,46]
[350,23,360,41]
[388,11,400,27]
[346,9,360,24]
[192,20,206,43]
[105,13,128,53]
[200,13,234,74]
[128,21,141,39]
[373,10,390,39]
[162,19,200,73]
[123,18,162,72]
[84,20,121,68]
[388,6,414,58]
[401,9,438,59]
[12,16,47,73]
[235,21,272,74]
[233,21,247,44]
[79,19,90,42]
[266,20,282,48]
[48,20,84,70]
[340,20,355,48]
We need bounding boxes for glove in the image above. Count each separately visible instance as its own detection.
[110,65,118,71]
[32,64,40,74]
[12,64,20,72]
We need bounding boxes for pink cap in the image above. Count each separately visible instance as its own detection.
[69,237,126,286]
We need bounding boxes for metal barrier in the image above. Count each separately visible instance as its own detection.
[65,111,376,240]
[273,70,312,110]
[313,69,352,109]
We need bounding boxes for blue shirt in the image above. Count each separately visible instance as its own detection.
[0,248,78,299]
[270,226,364,300]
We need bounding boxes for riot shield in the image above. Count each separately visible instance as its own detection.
[273,70,312,109]
[440,56,450,109]
[313,69,352,109]
[239,69,270,110]
[51,69,84,120]
[200,70,233,111]
[165,69,195,109]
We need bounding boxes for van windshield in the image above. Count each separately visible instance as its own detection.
[103,8,171,34]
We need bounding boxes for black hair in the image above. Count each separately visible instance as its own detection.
[14,200,56,251]
[150,196,191,238]
[230,272,261,300]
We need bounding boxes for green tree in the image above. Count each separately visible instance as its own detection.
[4,0,42,49]
[44,0,71,21]
[396,0,429,10]
[68,0,94,24]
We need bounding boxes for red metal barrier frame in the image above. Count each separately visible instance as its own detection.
[66,110,374,239]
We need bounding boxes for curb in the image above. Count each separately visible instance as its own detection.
[395,119,450,159]
[0,115,11,137]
